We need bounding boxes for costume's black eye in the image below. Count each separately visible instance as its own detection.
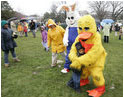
[68,17,70,20]
[84,27,89,30]
[79,27,82,30]
[71,17,74,19]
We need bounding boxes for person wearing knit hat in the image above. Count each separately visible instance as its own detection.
[1,20,21,67]
[1,20,8,27]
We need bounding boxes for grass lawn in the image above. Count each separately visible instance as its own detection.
[1,31,123,97]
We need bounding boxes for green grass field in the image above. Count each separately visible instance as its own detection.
[1,31,123,97]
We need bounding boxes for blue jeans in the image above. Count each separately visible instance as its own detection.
[67,70,81,89]
[25,32,28,37]
[31,30,36,37]
[42,42,49,51]
[4,48,16,64]
[64,45,72,69]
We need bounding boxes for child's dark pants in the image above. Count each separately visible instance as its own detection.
[119,35,121,40]
[67,70,81,91]
[25,32,28,37]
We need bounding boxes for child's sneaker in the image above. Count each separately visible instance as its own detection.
[4,64,9,67]
[67,80,74,89]
[13,58,21,62]
[67,81,81,93]
[51,64,56,67]
[58,65,61,68]
[61,68,69,73]
[75,88,81,93]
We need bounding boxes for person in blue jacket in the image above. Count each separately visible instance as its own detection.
[1,20,21,67]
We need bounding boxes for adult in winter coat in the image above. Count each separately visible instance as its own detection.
[29,20,36,38]
[47,19,66,67]
[103,23,111,43]
[68,15,107,97]
[114,24,120,36]
[1,20,21,67]
[10,21,17,32]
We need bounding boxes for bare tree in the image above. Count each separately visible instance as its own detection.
[89,1,109,21]
[109,1,123,21]
[50,3,58,14]
[50,1,67,15]
[1,1,15,20]
[42,1,67,23]
[50,1,67,22]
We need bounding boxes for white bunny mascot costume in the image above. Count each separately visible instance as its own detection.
[59,3,80,73]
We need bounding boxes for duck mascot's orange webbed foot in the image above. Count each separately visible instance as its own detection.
[87,85,105,97]
[80,78,89,86]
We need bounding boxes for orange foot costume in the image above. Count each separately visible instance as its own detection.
[87,85,105,97]
[80,78,89,86]
[80,78,105,97]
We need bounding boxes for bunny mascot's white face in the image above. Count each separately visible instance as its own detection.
[61,3,79,27]
[66,11,77,26]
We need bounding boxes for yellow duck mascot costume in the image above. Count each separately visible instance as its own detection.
[68,15,107,97]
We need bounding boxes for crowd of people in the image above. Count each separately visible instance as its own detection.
[10,20,38,38]
[1,14,123,97]
[98,23,123,43]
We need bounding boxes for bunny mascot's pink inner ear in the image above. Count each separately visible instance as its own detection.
[61,6,69,12]
[71,3,76,11]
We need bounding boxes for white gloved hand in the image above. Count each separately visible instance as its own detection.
[63,27,69,46]
[63,39,68,46]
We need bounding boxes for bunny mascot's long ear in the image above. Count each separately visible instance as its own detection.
[61,6,69,12]
[57,5,69,13]
[71,3,76,11]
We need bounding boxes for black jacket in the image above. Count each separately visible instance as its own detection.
[29,22,36,30]
[115,25,120,31]
[1,28,17,51]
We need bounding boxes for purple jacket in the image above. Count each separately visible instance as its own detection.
[41,30,47,43]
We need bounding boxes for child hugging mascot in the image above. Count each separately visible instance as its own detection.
[67,15,107,97]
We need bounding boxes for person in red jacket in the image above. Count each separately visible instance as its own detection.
[24,22,28,37]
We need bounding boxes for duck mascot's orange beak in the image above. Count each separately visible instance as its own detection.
[79,32,94,53]
[79,32,93,40]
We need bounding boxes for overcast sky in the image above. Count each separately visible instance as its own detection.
[8,0,90,16]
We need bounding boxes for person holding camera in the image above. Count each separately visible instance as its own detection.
[1,20,21,67]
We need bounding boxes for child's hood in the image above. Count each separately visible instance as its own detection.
[47,19,57,28]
